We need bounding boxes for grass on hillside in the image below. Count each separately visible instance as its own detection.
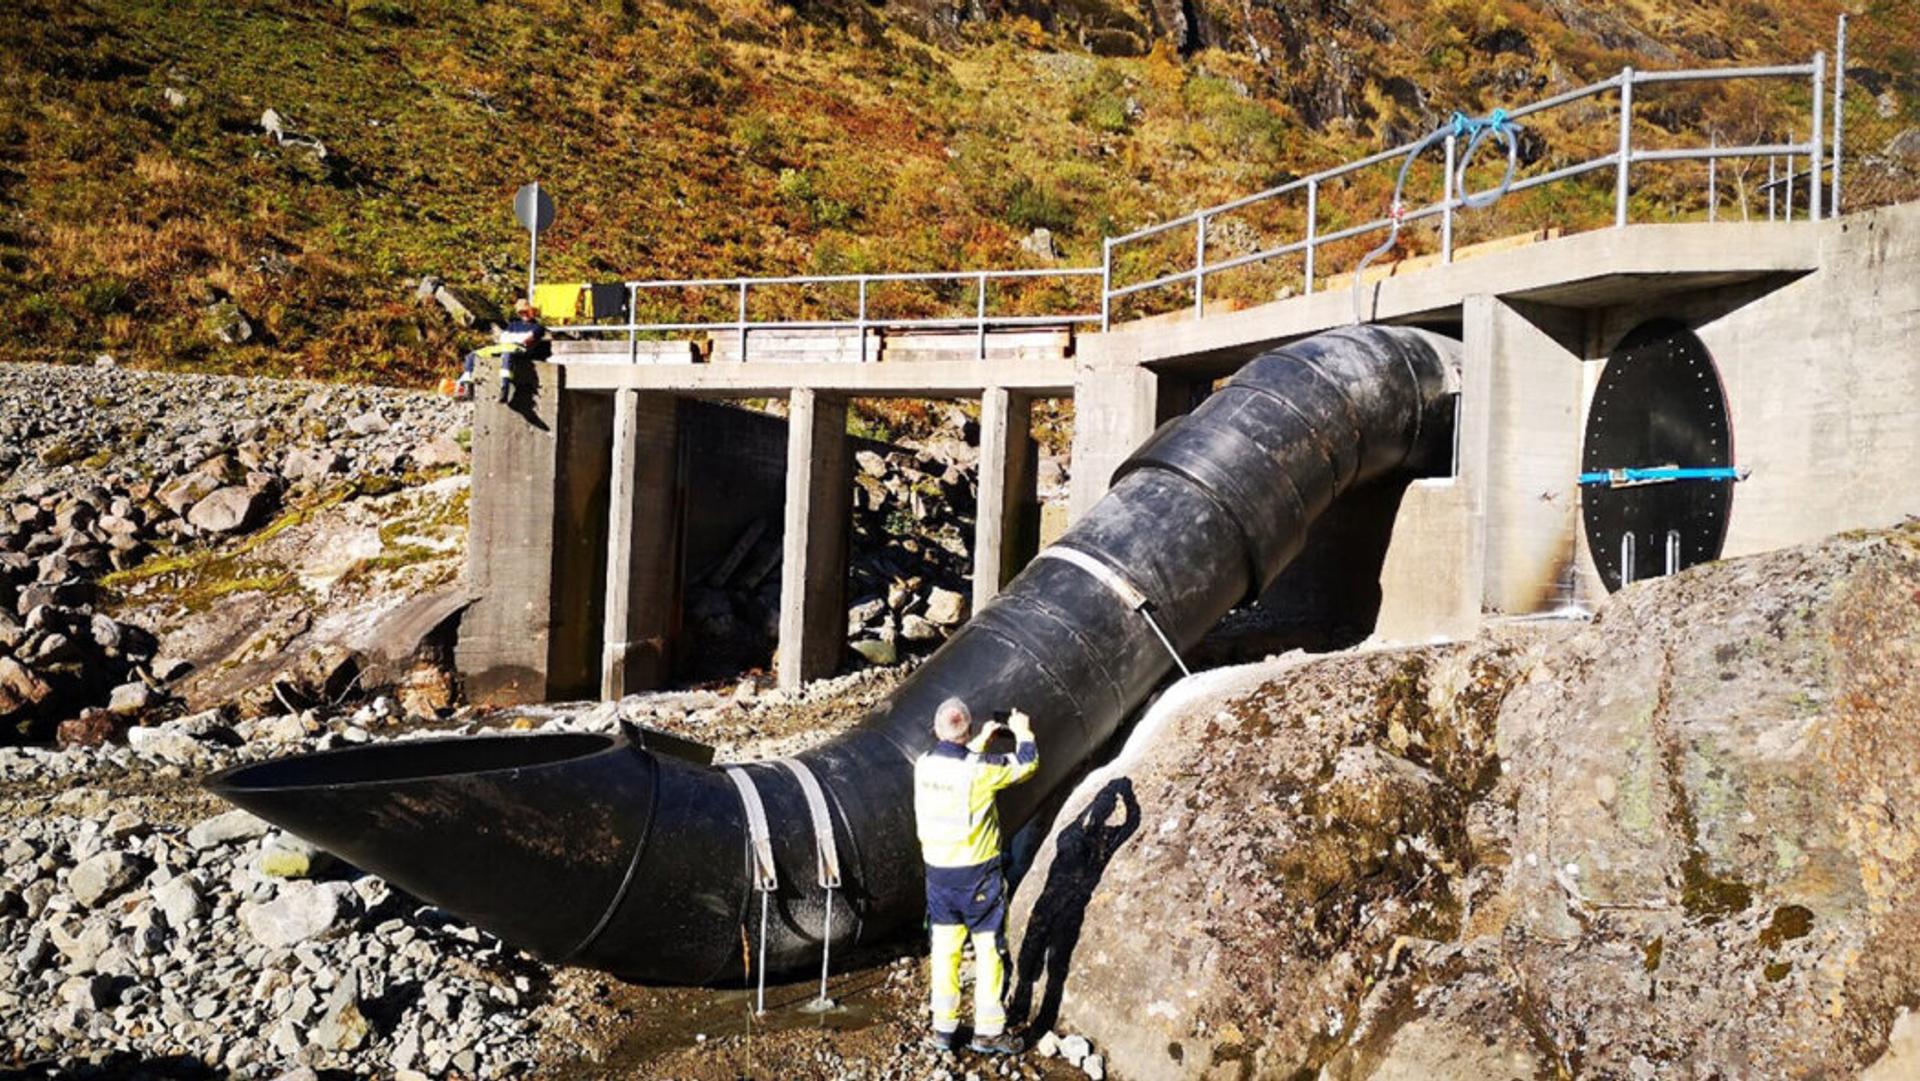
[0,0,1848,394]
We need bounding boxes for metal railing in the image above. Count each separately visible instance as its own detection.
[1103,55,1830,326]
[550,45,1854,359]
[548,267,1103,363]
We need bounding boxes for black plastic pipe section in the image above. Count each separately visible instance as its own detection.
[207,325,1459,985]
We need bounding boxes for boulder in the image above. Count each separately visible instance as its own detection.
[0,655,51,717]
[205,299,253,345]
[259,834,335,880]
[107,680,154,716]
[69,851,146,907]
[1020,227,1061,260]
[187,809,271,850]
[851,638,897,666]
[431,284,500,329]
[152,876,205,929]
[1011,525,1920,1081]
[186,486,267,533]
[283,447,345,482]
[240,881,347,948]
[925,587,968,626]
[157,473,223,517]
[56,710,122,749]
[1005,641,1528,1079]
[1888,127,1920,162]
[1480,526,1920,1078]
[309,970,370,1052]
[411,435,467,468]
[126,724,200,765]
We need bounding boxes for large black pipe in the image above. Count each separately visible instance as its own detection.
[208,325,1459,984]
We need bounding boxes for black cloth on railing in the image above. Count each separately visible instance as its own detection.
[589,282,629,321]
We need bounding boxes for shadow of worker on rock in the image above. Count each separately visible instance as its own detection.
[1010,776,1139,1036]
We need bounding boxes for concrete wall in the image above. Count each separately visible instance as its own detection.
[1626,203,1920,563]
[455,364,567,706]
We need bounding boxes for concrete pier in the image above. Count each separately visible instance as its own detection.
[600,391,679,698]
[776,389,852,689]
[972,387,1038,611]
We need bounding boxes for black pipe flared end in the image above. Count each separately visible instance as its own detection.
[206,733,657,961]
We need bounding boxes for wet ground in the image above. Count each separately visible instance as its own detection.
[535,956,1085,1081]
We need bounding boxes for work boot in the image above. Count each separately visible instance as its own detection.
[968,1031,1024,1055]
[926,1029,958,1054]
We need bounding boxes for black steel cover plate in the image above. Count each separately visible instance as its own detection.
[1582,318,1733,592]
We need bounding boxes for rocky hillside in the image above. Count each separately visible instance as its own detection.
[0,362,469,745]
[1,0,1858,383]
[1009,521,1920,1080]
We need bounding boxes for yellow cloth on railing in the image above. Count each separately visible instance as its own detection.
[531,282,584,321]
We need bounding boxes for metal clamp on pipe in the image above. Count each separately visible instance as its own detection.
[778,759,843,1009]
[723,766,778,1013]
[1034,547,1192,677]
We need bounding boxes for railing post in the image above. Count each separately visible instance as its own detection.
[1833,13,1847,215]
[975,271,988,361]
[1442,134,1456,263]
[1810,50,1825,221]
[857,278,869,363]
[1768,156,1778,221]
[1100,237,1112,331]
[736,279,749,362]
[627,283,639,364]
[1786,147,1796,220]
[1707,132,1717,222]
[1615,67,1634,227]
[1193,213,1207,318]
[1304,179,1318,296]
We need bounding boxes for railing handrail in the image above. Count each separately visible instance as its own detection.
[548,51,1838,361]
[1104,57,1826,321]
[621,266,1104,291]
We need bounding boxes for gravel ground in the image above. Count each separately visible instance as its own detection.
[0,659,1111,1080]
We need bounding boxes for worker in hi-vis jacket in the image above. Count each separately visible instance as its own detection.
[912,697,1038,1055]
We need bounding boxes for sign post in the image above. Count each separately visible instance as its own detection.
[512,182,556,302]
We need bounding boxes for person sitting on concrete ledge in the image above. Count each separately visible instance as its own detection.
[460,299,549,404]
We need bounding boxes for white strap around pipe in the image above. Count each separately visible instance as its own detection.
[723,766,779,892]
[777,759,842,889]
[1034,546,1150,611]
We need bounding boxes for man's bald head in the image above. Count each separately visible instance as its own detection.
[933,697,972,743]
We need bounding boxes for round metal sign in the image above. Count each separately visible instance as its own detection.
[1581,318,1733,593]
[513,183,555,234]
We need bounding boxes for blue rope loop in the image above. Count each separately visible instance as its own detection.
[1349,105,1523,323]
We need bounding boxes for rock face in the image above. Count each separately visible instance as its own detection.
[1007,643,1525,1079]
[1009,524,1920,1080]
[1475,525,1920,1079]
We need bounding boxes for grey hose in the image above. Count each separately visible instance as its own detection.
[1351,110,1520,324]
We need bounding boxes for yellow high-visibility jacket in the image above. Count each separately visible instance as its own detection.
[913,733,1039,869]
